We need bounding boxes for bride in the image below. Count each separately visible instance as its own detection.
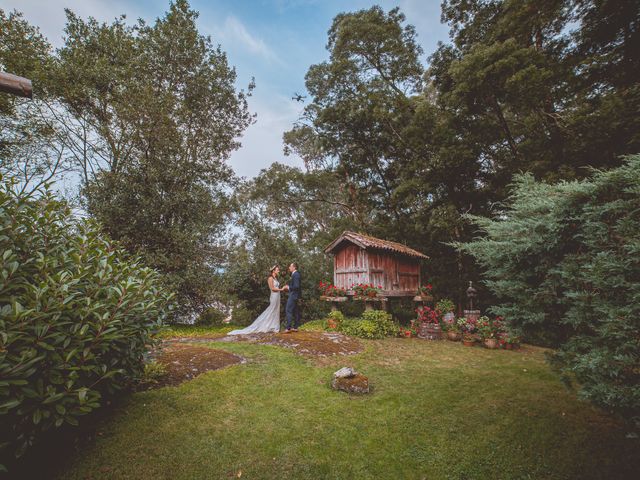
[228,265,287,335]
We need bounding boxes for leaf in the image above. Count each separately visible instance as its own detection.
[0,399,20,410]
[42,392,65,404]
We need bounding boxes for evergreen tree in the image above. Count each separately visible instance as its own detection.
[457,155,640,425]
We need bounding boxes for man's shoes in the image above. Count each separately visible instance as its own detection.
[283,329,292,334]
[291,328,299,332]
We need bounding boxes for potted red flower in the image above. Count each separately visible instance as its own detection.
[415,306,442,340]
[352,283,380,299]
[416,283,434,302]
[318,281,347,298]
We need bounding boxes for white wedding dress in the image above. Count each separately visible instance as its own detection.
[228,279,281,335]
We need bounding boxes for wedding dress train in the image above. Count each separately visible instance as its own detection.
[228,279,281,334]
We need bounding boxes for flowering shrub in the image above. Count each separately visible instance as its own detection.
[457,317,478,339]
[416,305,440,324]
[318,281,347,297]
[498,329,521,348]
[352,283,381,298]
[417,283,433,296]
[477,316,509,340]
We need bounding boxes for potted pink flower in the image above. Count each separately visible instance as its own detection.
[457,317,478,346]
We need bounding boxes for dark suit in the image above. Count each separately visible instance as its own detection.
[286,270,301,329]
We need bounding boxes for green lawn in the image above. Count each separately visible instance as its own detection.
[55,337,638,479]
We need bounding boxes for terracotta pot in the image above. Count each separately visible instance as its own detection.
[404,331,413,338]
[505,343,513,350]
[327,319,337,329]
[484,338,498,349]
[367,291,377,298]
[447,331,461,341]
[462,337,475,347]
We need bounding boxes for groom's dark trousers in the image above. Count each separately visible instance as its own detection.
[286,270,301,329]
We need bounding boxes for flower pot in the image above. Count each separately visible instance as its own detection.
[504,343,513,350]
[447,331,461,341]
[327,319,337,330]
[418,294,434,302]
[404,331,412,338]
[484,338,498,349]
[443,312,455,323]
[462,336,475,347]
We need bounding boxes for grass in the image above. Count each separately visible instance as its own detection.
[49,338,639,479]
[156,324,235,339]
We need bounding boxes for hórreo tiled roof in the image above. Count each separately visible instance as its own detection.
[324,231,428,259]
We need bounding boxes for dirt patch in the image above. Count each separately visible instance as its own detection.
[179,330,364,357]
[140,343,245,390]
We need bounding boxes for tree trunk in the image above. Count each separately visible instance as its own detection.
[0,72,32,98]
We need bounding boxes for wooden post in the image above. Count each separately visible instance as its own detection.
[0,72,33,98]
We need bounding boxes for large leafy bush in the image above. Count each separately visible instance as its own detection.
[458,156,640,425]
[0,178,173,463]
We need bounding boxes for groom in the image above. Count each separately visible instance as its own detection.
[284,262,301,333]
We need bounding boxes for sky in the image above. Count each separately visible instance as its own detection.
[1,0,451,179]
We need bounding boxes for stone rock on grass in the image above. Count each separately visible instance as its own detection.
[334,366,357,378]
[332,373,370,394]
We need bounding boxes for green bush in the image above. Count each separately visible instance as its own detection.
[327,310,346,323]
[195,307,227,326]
[457,155,640,425]
[230,305,254,326]
[338,310,399,339]
[299,319,327,331]
[0,179,173,464]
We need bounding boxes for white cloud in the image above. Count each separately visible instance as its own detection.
[215,15,283,65]
[229,88,304,179]
[0,0,150,48]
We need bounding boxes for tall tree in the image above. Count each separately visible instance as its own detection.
[57,0,254,315]
[0,9,70,195]
[284,6,486,306]
[285,6,424,228]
